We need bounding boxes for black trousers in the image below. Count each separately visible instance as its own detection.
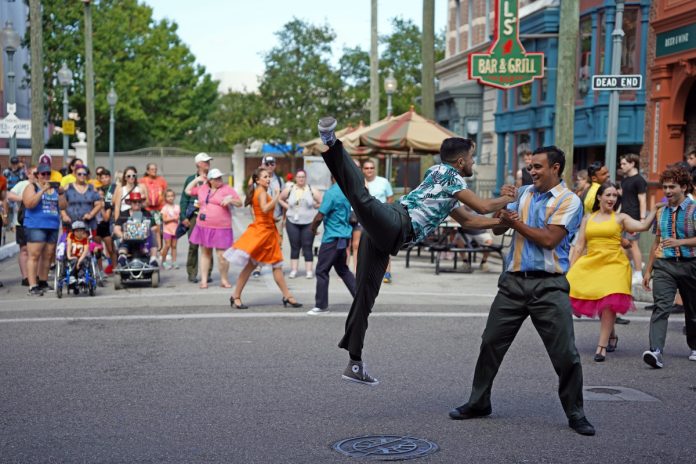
[467,272,586,421]
[322,141,412,356]
[286,221,314,261]
[315,239,356,309]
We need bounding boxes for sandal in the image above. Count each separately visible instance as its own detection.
[230,296,248,309]
[594,345,607,362]
[607,335,618,353]
[220,282,232,288]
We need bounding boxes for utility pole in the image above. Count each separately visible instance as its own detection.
[370,0,379,124]
[553,0,580,187]
[29,0,44,164]
[421,0,435,119]
[605,0,625,182]
[83,0,96,169]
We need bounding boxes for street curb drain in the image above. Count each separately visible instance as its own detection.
[332,435,439,461]
[583,386,660,402]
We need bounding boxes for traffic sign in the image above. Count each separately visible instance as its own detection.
[0,114,32,139]
[63,120,76,135]
[591,74,643,91]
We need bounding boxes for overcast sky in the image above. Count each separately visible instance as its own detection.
[145,0,447,91]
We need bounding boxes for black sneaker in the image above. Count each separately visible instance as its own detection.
[252,270,261,278]
[569,417,596,436]
[642,349,664,369]
[448,403,492,420]
[342,361,379,386]
[21,278,29,287]
[27,286,43,296]
[615,316,630,325]
[318,117,338,146]
[149,258,159,267]
[38,280,53,292]
[117,255,128,268]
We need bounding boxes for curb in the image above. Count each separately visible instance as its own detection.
[0,242,19,261]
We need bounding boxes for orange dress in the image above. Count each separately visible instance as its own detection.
[224,188,283,267]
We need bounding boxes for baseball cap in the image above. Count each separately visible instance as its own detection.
[37,163,51,174]
[71,220,86,230]
[208,168,224,179]
[263,156,276,165]
[194,152,213,163]
[10,156,19,163]
[126,191,144,202]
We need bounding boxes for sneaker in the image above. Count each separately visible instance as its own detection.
[479,261,490,272]
[615,316,630,325]
[21,277,29,287]
[306,271,314,279]
[149,258,159,268]
[689,350,696,362]
[38,280,53,292]
[117,255,127,268]
[252,270,261,278]
[27,286,43,296]
[173,264,180,269]
[318,117,338,146]
[104,264,113,275]
[69,275,77,285]
[342,361,379,386]
[307,307,329,315]
[642,349,664,369]
[383,272,392,284]
[288,270,297,279]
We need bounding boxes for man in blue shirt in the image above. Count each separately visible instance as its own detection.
[449,146,595,437]
[307,177,356,315]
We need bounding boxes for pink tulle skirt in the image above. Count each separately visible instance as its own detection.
[189,225,233,249]
[570,293,635,318]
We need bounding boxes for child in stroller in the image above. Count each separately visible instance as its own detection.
[54,220,100,297]
[66,220,90,285]
[113,191,160,269]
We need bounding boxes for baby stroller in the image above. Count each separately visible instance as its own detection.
[113,200,160,289]
[54,221,99,298]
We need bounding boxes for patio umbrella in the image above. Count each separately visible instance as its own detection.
[300,123,361,156]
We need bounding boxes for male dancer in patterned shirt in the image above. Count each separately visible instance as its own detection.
[318,117,515,385]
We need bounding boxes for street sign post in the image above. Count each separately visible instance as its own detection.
[62,120,76,136]
[591,74,642,91]
[469,0,544,89]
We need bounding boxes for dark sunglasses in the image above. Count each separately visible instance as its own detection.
[265,161,276,166]
[125,174,136,179]
[76,172,88,177]
[39,172,51,177]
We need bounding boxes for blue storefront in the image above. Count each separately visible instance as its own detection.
[495,0,650,191]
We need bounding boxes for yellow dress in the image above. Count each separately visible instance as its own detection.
[567,212,634,317]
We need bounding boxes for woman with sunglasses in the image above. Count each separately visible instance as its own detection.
[22,163,61,296]
[184,168,242,289]
[112,166,148,222]
[59,166,102,235]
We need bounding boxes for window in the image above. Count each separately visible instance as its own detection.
[621,7,639,75]
[537,130,545,147]
[597,12,605,75]
[577,17,592,99]
[538,57,548,103]
[517,83,532,106]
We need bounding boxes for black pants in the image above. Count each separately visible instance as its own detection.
[467,272,586,421]
[649,259,696,351]
[322,140,412,357]
[315,239,356,309]
[286,221,314,261]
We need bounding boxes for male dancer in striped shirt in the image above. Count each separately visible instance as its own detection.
[449,146,596,436]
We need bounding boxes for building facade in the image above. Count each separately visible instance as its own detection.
[436,0,651,192]
[643,0,696,191]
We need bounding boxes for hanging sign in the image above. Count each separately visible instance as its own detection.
[468,0,544,89]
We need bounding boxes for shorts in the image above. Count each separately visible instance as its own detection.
[464,231,493,246]
[622,230,640,241]
[15,225,27,246]
[26,227,59,244]
[352,222,363,232]
[163,232,176,241]
[96,221,112,238]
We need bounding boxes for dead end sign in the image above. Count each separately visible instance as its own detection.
[591,74,643,91]
[468,0,544,89]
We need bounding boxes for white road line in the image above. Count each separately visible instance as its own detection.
[0,312,656,324]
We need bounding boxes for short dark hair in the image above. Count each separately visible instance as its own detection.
[99,169,111,176]
[659,166,691,188]
[620,153,640,169]
[592,181,621,212]
[533,145,565,176]
[440,137,475,163]
[587,160,605,178]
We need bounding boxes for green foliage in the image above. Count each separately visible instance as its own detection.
[31,0,218,152]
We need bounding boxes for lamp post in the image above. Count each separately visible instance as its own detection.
[106,84,118,175]
[1,21,21,161]
[605,0,625,182]
[57,62,73,166]
[384,69,398,117]
[82,0,96,169]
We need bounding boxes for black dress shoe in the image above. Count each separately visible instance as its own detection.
[615,316,630,325]
[448,404,492,420]
[569,417,595,436]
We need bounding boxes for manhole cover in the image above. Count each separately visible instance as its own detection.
[333,435,439,461]
[587,387,621,395]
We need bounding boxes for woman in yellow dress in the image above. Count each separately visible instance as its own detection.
[224,167,302,309]
[568,182,659,362]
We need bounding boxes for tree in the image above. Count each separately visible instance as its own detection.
[28,0,218,152]
[258,18,346,169]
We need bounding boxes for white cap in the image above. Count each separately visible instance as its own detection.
[194,152,213,163]
[208,168,224,179]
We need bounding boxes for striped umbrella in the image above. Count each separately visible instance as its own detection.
[357,107,456,154]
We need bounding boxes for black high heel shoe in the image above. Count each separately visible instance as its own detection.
[594,345,607,362]
[607,335,618,353]
[282,296,303,308]
[230,296,248,309]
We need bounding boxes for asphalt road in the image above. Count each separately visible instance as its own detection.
[1,243,694,463]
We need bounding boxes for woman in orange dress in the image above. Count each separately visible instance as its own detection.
[224,168,302,309]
